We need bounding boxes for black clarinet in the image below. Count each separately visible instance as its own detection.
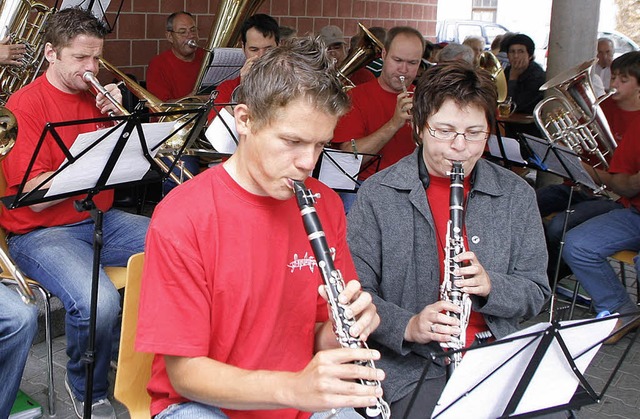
[292,180,390,419]
[439,161,472,376]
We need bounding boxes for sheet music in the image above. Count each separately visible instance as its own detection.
[317,149,362,190]
[205,108,238,154]
[201,48,246,88]
[432,318,617,418]
[520,134,600,191]
[45,121,175,198]
[61,0,111,18]
[487,134,527,165]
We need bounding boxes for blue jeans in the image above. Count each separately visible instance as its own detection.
[0,283,38,418]
[156,402,364,419]
[562,207,640,314]
[537,184,623,282]
[7,209,149,402]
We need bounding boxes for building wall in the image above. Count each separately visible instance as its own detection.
[39,0,437,82]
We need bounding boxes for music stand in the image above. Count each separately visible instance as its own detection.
[405,314,637,418]
[518,133,604,320]
[2,105,209,418]
[312,148,382,193]
[195,48,246,95]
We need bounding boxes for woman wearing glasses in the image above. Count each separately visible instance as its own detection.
[346,61,550,418]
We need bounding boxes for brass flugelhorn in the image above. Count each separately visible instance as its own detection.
[0,106,36,304]
[82,71,194,185]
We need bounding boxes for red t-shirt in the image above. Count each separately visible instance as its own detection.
[146,48,205,101]
[136,165,358,419]
[1,75,113,234]
[207,76,240,122]
[426,174,487,347]
[349,67,376,86]
[600,97,640,146]
[332,79,416,180]
[609,117,640,210]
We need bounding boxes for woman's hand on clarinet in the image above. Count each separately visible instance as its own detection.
[319,280,380,341]
[405,301,461,344]
[452,250,492,297]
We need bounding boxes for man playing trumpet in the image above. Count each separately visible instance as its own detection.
[0,7,149,419]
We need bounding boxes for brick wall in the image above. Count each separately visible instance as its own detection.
[39,0,437,82]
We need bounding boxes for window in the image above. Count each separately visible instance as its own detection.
[472,0,498,22]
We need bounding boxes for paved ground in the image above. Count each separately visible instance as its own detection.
[15,266,640,419]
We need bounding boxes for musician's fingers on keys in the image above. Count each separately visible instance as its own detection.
[318,282,380,340]
[452,250,492,297]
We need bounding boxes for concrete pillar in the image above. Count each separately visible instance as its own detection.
[537,0,601,188]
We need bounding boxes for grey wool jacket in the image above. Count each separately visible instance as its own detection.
[346,148,550,403]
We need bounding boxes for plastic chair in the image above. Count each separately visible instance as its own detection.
[114,252,153,419]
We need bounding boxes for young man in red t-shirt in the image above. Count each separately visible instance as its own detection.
[137,37,386,419]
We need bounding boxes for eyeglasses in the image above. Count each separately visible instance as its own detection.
[169,27,198,36]
[425,123,489,142]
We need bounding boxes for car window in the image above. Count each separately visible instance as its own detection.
[485,26,507,46]
[458,24,483,43]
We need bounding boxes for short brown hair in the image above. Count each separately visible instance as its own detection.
[412,61,497,145]
[385,26,425,53]
[236,36,350,131]
[44,7,108,51]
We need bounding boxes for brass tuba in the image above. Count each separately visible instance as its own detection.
[337,23,384,89]
[477,51,507,103]
[0,106,36,304]
[0,0,54,105]
[191,0,266,95]
[533,59,617,169]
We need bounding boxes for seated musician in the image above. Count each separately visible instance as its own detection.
[136,37,385,419]
[562,116,640,345]
[331,26,424,212]
[206,13,279,122]
[537,51,640,284]
[0,38,38,419]
[147,10,206,194]
[346,61,550,418]
[0,8,150,419]
[146,11,205,102]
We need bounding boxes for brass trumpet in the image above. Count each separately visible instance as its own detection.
[82,72,195,185]
[0,106,36,304]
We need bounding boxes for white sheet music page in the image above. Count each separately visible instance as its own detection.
[317,149,362,190]
[201,48,246,88]
[432,317,617,418]
[45,121,175,198]
[205,107,238,154]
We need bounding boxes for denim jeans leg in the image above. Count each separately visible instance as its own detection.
[562,208,640,314]
[0,283,38,418]
[155,402,229,418]
[7,210,148,402]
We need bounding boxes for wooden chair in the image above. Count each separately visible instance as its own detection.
[114,252,153,419]
[0,166,128,415]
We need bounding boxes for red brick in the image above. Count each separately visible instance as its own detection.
[337,0,352,17]
[196,15,217,44]
[121,66,145,83]
[378,2,391,19]
[132,40,160,66]
[313,18,331,34]
[161,0,186,14]
[352,1,365,19]
[186,0,209,14]
[271,0,289,15]
[323,0,337,17]
[147,14,168,39]
[364,1,378,18]
[102,40,130,67]
[291,0,305,16]
[132,0,158,13]
[307,0,322,17]
[278,16,298,30]
[118,13,146,40]
[297,17,314,36]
